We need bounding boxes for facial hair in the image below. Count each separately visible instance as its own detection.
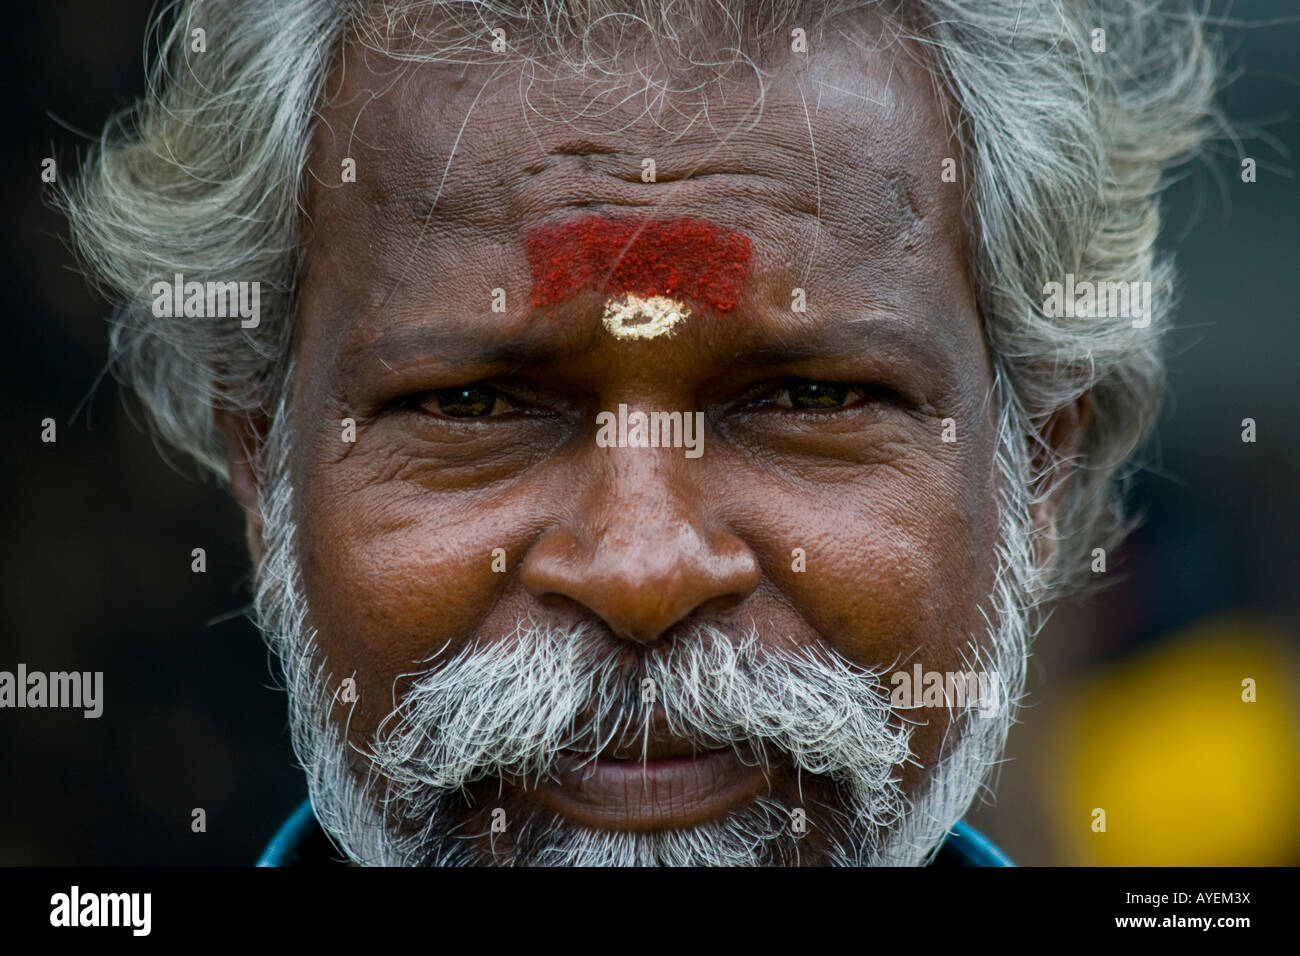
[251,390,1041,866]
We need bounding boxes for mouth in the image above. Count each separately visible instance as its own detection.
[524,736,774,832]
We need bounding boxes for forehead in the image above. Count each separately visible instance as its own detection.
[298,12,975,374]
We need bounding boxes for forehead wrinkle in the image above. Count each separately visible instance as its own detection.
[341,58,793,205]
[308,24,972,383]
[318,36,948,267]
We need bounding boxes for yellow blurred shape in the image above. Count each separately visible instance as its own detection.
[1046,617,1300,865]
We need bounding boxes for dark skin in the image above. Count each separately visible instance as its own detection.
[219,16,1088,856]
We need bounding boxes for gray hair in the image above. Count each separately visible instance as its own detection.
[58,0,1220,590]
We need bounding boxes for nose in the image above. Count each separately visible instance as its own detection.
[520,447,760,645]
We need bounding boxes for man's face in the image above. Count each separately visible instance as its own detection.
[273,17,1009,863]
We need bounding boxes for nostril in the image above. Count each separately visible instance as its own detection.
[520,486,761,647]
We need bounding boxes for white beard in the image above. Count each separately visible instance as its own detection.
[251,393,1042,866]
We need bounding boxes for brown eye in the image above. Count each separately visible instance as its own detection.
[429,385,510,418]
[780,380,851,410]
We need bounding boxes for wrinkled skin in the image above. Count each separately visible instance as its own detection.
[220,13,1085,853]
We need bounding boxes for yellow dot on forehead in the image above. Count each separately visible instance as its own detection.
[601,294,690,340]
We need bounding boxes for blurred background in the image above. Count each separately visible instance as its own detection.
[2,1,1297,865]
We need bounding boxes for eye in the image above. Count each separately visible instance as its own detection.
[775,380,854,410]
[417,384,515,418]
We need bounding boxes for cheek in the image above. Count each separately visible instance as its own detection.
[726,436,1002,777]
[736,450,1000,663]
[292,440,525,736]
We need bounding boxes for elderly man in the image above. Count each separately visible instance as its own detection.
[60,0,1216,866]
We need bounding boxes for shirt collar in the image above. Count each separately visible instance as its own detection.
[256,798,1014,866]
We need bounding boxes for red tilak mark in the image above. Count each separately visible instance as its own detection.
[525,215,753,317]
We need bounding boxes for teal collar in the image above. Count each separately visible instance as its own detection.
[256,798,1013,867]
[255,798,320,867]
[938,819,1015,866]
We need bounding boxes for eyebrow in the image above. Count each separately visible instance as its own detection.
[728,313,953,369]
[349,309,951,385]
[348,322,574,378]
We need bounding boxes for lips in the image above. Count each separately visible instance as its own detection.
[567,726,731,762]
[525,734,775,832]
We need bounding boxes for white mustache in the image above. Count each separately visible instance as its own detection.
[365,622,912,811]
